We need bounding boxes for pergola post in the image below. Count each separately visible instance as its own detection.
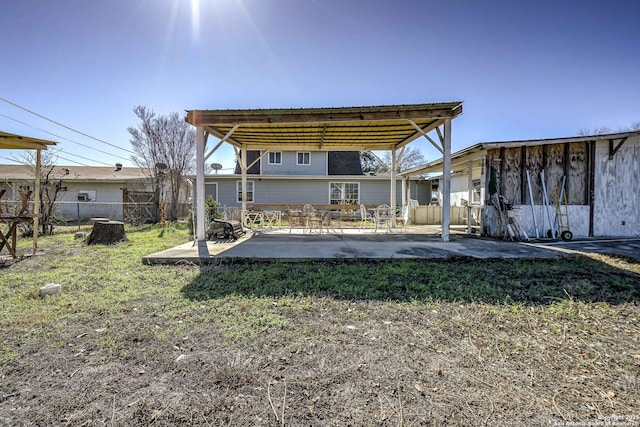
[32,149,41,254]
[390,146,397,214]
[441,119,452,242]
[195,127,206,241]
[401,176,407,207]
[241,144,247,213]
[467,160,473,235]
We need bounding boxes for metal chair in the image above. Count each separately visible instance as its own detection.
[359,204,373,229]
[374,204,392,233]
[303,204,323,233]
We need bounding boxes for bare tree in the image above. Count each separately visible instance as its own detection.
[630,121,640,131]
[577,126,612,136]
[128,106,196,221]
[359,151,386,173]
[381,146,426,173]
[14,149,68,235]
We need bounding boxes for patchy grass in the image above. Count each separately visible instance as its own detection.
[1,226,639,426]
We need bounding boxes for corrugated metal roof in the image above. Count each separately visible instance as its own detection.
[0,131,57,150]
[186,103,463,152]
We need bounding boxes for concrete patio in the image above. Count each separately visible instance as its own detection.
[140,225,640,264]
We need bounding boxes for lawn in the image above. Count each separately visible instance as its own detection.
[1,224,639,426]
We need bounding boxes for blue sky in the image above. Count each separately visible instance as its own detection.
[1,0,639,170]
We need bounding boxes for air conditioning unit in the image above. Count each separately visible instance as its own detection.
[78,193,89,201]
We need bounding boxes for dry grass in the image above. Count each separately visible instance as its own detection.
[1,226,639,426]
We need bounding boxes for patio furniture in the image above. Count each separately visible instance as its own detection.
[263,210,282,229]
[303,204,323,233]
[243,210,264,230]
[285,208,305,233]
[359,204,373,229]
[374,204,393,233]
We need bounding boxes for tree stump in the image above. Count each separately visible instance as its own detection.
[87,220,127,245]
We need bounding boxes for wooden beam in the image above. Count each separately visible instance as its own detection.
[204,124,238,161]
[608,136,628,160]
[408,120,444,154]
[188,105,462,126]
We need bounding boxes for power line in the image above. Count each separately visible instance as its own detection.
[56,149,113,167]
[0,96,137,155]
[52,154,91,167]
[0,113,130,162]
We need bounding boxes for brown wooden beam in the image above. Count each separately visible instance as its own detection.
[188,106,461,126]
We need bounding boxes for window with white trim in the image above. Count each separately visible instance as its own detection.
[297,151,310,165]
[472,179,481,203]
[330,182,359,205]
[268,151,282,165]
[237,181,254,202]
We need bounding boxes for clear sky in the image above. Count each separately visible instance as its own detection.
[1,0,639,170]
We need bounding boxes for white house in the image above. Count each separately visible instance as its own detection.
[0,164,156,222]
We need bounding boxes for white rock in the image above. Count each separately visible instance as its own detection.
[40,283,62,297]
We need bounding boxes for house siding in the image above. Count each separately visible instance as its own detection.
[205,176,403,207]
[260,151,327,176]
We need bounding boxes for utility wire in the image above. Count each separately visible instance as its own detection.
[56,149,113,167]
[0,96,137,155]
[52,154,91,167]
[0,113,130,162]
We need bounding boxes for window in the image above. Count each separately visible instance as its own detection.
[297,151,310,165]
[268,151,282,165]
[472,179,481,203]
[237,181,254,202]
[330,182,359,205]
[78,190,96,201]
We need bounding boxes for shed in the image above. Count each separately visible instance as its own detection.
[403,130,640,238]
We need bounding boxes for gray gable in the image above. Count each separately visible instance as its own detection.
[328,151,363,175]
[234,150,261,174]
[233,150,364,175]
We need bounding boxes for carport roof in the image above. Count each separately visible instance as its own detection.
[0,131,57,150]
[186,103,463,151]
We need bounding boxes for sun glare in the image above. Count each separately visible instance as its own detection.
[190,0,201,43]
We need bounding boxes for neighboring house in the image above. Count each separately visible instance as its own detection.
[0,164,158,222]
[403,130,640,238]
[203,151,403,208]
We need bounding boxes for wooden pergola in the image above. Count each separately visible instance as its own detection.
[186,103,463,242]
[0,131,57,256]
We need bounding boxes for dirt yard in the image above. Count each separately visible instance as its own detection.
[1,227,639,426]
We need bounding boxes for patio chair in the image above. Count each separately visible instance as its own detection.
[285,208,304,233]
[374,204,392,233]
[303,204,323,233]
[359,204,373,229]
